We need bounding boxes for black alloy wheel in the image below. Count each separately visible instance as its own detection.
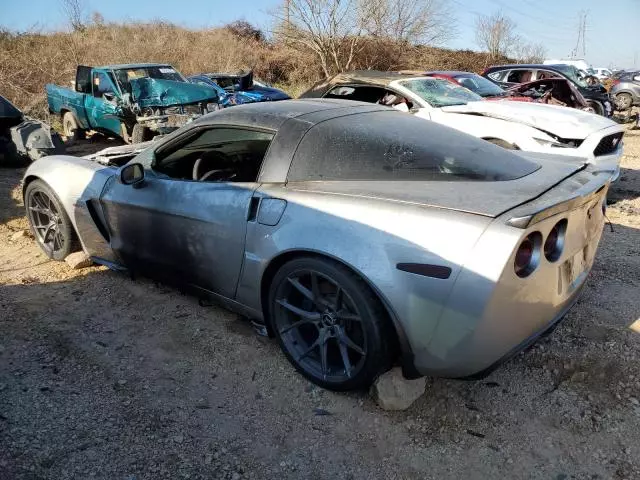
[25,180,77,260]
[270,257,392,391]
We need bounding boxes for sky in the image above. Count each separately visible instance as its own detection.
[1,0,638,69]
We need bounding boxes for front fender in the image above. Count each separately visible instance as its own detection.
[427,111,555,150]
[23,156,118,260]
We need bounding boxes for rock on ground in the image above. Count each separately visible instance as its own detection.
[65,251,93,269]
[371,367,427,411]
[10,229,29,241]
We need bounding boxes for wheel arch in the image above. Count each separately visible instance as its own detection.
[259,248,421,379]
[22,175,82,249]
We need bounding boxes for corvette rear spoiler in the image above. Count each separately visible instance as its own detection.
[506,167,612,228]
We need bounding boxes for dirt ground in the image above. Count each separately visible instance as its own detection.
[1,130,640,480]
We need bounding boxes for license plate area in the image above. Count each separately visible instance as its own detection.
[559,247,588,294]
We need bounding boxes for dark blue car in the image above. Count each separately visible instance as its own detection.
[188,71,290,107]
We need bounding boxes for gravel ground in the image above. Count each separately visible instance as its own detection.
[1,129,640,480]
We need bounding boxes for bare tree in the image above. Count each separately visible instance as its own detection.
[475,11,518,59]
[358,0,456,45]
[272,0,363,78]
[60,0,87,32]
[513,40,547,64]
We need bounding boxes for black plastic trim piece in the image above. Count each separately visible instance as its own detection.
[247,196,260,222]
[396,263,452,279]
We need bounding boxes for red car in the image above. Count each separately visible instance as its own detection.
[423,71,591,111]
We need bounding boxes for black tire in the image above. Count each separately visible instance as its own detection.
[484,138,518,150]
[586,100,605,116]
[62,112,85,143]
[25,180,79,261]
[131,123,149,144]
[268,256,394,391]
[615,93,633,111]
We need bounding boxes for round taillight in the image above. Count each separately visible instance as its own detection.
[544,219,567,262]
[514,232,542,278]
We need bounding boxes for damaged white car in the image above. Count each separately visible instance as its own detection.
[301,71,624,175]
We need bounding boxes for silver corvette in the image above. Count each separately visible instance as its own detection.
[22,99,612,391]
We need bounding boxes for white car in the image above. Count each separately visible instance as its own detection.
[593,68,613,80]
[301,72,624,176]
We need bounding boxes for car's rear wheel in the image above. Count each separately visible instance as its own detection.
[62,112,84,143]
[269,256,393,391]
[615,93,633,111]
[25,180,78,261]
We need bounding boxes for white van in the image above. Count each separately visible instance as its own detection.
[544,59,594,74]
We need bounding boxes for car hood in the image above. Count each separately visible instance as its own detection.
[234,87,290,102]
[440,100,614,139]
[290,153,588,218]
[130,78,219,108]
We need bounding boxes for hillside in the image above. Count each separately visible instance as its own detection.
[0,22,510,121]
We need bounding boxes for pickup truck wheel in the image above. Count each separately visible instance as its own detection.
[131,124,149,144]
[62,112,84,143]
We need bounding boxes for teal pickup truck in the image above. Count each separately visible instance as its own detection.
[46,64,221,143]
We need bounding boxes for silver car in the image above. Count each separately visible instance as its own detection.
[22,100,612,390]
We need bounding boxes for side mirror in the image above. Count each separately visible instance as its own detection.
[103,92,116,102]
[120,163,145,187]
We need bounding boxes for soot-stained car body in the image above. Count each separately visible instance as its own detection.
[22,100,613,390]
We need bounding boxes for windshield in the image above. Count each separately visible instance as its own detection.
[399,78,482,107]
[453,74,505,97]
[113,65,186,94]
[554,65,589,88]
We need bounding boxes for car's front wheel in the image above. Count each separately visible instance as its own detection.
[586,100,605,116]
[25,180,78,260]
[269,256,393,391]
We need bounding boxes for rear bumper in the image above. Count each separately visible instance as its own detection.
[403,184,607,379]
[459,280,584,380]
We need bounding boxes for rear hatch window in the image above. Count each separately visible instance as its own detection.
[288,111,540,182]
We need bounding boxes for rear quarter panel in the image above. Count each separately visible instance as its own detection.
[235,185,493,359]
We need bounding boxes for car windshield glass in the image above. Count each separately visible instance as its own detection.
[454,75,505,97]
[289,111,540,182]
[398,78,482,107]
[114,66,186,93]
[554,65,589,88]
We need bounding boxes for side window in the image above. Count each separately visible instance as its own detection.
[153,128,274,183]
[537,70,560,80]
[487,71,504,82]
[324,85,389,104]
[506,70,533,83]
[92,72,115,98]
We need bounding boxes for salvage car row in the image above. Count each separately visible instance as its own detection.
[8,59,628,392]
